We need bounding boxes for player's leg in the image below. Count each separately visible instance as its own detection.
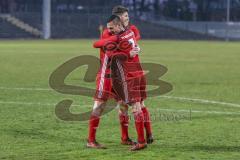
[138,72,154,143]
[141,101,154,144]
[87,70,111,149]
[110,55,131,143]
[118,103,129,142]
[130,102,147,151]
[118,102,135,145]
[110,53,146,150]
[87,100,107,149]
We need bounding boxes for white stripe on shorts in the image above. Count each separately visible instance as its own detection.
[116,59,129,103]
[98,54,109,98]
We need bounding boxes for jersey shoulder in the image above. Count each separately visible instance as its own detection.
[101,28,111,39]
[130,24,139,31]
[129,24,141,40]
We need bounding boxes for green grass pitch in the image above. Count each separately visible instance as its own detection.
[0,39,240,160]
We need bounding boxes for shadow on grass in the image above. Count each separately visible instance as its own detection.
[184,145,240,152]
[160,143,240,152]
[2,128,84,144]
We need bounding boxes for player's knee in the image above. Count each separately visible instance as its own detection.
[131,102,141,113]
[118,104,129,115]
[140,101,145,108]
[92,101,101,109]
[92,100,105,116]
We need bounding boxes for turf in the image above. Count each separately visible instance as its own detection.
[0,39,240,160]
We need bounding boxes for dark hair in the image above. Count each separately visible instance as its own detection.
[107,15,121,25]
[112,5,129,15]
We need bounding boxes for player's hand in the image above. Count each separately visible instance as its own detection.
[130,45,140,58]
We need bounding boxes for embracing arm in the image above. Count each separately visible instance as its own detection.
[93,35,118,48]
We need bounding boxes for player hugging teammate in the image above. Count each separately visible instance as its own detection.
[87,6,153,151]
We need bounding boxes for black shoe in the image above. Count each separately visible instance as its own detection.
[146,135,154,144]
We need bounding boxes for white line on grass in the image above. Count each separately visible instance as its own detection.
[1,86,240,108]
[0,86,51,91]
[0,100,240,115]
[160,96,240,108]
[156,108,240,115]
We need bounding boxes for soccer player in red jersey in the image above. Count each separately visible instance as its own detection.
[92,15,147,151]
[87,6,153,151]
[87,13,138,150]
[87,16,134,149]
[112,6,153,145]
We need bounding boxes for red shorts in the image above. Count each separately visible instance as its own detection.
[110,53,147,104]
[94,53,113,101]
[94,72,117,102]
[139,74,147,101]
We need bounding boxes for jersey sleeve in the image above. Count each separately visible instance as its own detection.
[93,35,118,48]
[130,25,141,41]
[101,28,111,39]
[93,28,119,48]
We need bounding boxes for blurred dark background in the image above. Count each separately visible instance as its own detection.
[0,0,240,40]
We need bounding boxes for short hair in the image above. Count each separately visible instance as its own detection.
[107,15,121,25]
[112,5,129,15]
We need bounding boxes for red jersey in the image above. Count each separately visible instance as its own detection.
[117,28,140,63]
[99,29,111,64]
[93,25,146,102]
[94,24,141,67]
[129,24,141,41]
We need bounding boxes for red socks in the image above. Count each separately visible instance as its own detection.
[141,107,152,137]
[119,113,129,141]
[88,107,151,143]
[133,111,146,143]
[88,114,100,142]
